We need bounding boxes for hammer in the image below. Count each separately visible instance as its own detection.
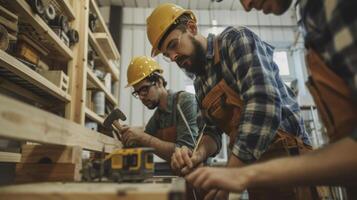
[103,108,127,140]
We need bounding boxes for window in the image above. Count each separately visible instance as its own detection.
[273,51,290,76]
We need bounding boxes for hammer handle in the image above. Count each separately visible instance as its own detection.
[112,120,123,131]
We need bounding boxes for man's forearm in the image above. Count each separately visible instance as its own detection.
[244,137,357,188]
[140,133,176,161]
[226,153,246,168]
[195,135,219,162]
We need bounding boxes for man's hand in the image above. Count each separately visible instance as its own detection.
[120,126,145,147]
[170,146,205,176]
[185,167,249,194]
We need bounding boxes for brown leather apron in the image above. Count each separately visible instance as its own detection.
[305,49,357,142]
[305,49,357,199]
[201,79,316,200]
[155,92,183,143]
[199,38,317,200]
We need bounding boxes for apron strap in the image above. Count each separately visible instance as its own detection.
[172,91,184,125]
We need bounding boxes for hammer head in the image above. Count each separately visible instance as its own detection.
[103,108,127,130]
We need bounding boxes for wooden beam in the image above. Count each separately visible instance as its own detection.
[0,151,21,163]
[8,0,73,60]
[0,15,17,32]
[0,50,71,102]
[0,5,18,22]
[20,144,82,164]
[15,163,81,183]
[0,94,122,153]
[65,0,88,124]
[0,179,186,200]
[85,107,104,124]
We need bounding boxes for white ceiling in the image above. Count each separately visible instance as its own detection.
[98,0,245,10]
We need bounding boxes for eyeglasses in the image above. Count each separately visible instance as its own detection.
[162,33,183,63]
[131,82,156,98]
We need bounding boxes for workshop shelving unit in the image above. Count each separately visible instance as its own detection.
[0,0,122,183]
[78,0,121,137]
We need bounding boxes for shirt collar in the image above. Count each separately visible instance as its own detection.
[206,33,215,60]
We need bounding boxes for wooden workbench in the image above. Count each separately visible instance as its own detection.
[0,178,185,200]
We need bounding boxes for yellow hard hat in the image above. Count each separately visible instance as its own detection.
[126,56,163,87]
[146,3,196,57]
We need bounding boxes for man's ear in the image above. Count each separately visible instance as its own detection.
[186,20,198,35]
[156,79,163,88]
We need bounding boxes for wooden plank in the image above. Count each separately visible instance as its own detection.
[0,15,17,32]
[0,5,18,22]
[0,179,186,200]
[87,68,118,106]
[85,107,104,124]
[15,163,81,183]
[0,151,21,163]
[57,0,76,21]
[93,32,120,60]
[8,0,73,60]
[88,31,119,81]
[0,93,122,153]
[65,0,88,124]
[0,77,50,106]
[0,50,71,102]
[20,144,82,164]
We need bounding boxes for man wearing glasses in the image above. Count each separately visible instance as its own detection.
[120,56,199,163]
[146,3,314,200]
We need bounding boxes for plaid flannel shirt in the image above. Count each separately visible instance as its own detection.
[194,26,310,163]
[299,0,357,140]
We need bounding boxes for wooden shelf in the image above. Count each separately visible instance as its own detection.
[0,94,122,153]
[0,151,21,163]
[85,107,104,124]
[56,0,76,21]
[93,32,120,60]
[89,0,120,60]
[89,0,106,33]
[87,68,118,106]
[88,31,119,81]
[0,50,71,102]
[8,0,73,60]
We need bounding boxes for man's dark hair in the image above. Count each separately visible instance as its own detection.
[146,72,167,88]
[158,13,193,50]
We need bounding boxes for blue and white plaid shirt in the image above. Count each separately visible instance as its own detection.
[194,26,310,163]
[299,0,357,140]
[299,0,357,99]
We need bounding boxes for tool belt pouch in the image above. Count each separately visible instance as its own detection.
[305,49,357,142]
[257,130,312,163]
[202,80,243,149]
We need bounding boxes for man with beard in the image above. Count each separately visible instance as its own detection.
[121,56,199,162]
[185,0,357,199]
[146,3,315,200]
